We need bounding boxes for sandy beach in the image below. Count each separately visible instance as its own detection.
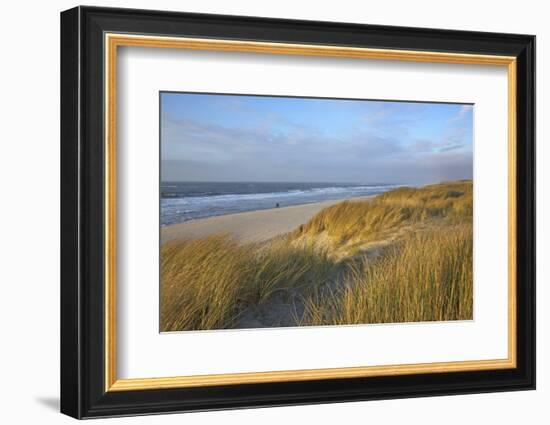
[161,197,371,244]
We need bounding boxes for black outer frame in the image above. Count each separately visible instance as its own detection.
[60,5,536,419]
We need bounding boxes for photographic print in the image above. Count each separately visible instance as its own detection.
[160,92,474,332]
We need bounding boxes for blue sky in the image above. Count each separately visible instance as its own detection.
[161,92,473,184]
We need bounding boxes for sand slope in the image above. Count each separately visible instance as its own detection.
[161,199,351,244]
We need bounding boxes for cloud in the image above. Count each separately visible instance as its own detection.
[447,104,473,124]
[160,97,473,185]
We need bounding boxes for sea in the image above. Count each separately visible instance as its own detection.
[160,182,403,226]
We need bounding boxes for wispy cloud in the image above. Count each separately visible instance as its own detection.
[447,104,473,124]
[161,93,473,184]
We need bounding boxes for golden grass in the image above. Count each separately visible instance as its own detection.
[160,235,334,331]
[297,223,473,326]
[160,180,473,331]
[294,180,472,251]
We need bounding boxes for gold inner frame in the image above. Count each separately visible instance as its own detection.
[104,33,518,392]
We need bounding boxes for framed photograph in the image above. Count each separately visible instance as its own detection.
[60,6,535,419]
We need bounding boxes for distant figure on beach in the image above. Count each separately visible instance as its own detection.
[276,203,280,208]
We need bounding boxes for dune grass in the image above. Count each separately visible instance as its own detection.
[294,180,472,252]
[297,223,473,326]
[160,235,335,331]
[161,180,473,331]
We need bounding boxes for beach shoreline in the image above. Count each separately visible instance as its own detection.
[161,195,373,245]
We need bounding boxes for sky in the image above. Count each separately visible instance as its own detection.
[160,92,473,185]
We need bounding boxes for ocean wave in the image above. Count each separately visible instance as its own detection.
[162,184,402,203]
[160,183,404,225]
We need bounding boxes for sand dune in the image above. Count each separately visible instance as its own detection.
[160,182,473,331]
[161,198,370,244]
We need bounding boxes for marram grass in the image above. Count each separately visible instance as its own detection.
[293,180,472,253]
[297,223,473,326]
[160,180,473,331]
[161,235,335,331]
